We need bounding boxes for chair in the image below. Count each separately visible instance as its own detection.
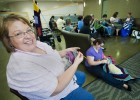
[10,88,29,100]
[60,30,91,55]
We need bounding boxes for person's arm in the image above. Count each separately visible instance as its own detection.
[58,47,80,57]
[102,53,107,59]
[86,56,107,66]
[51,52,83,96]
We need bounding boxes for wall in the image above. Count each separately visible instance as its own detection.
[2,1,83,28]
[84,0,102,19]
[84,0,140,19]
[107,0,140,18]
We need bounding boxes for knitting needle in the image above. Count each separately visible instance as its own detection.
[83,55,87,59]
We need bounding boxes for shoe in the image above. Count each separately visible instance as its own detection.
[126,85,132,91]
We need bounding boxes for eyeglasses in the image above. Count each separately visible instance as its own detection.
[9,28,35,39]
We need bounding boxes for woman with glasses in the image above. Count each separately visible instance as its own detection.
[85,38,135,91]
[0,14,94,100]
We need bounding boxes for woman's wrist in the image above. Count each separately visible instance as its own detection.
[100,60,105,64]
[73,61,79,67]
[100,60,103,64]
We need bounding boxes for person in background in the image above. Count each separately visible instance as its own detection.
[49,16,61,43]
[56,16,65,30]
[0,14,94,100]
[90,14,104,38]
[65,18,76,32]
[110,12,120,23]
[90,14,98,36]
[110,12,122,36]
[121,12,135,37]
[77,15,84,32]
[90,14,94,28]
[101,14,115,37]
[89,14,97,34]
[85,38,138,91]
[122,12,134,33]
[125,12,134,23]
[80,15,97,40]
[49,16,57,31]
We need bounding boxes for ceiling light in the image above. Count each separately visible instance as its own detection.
[99,0,101,5]
[84,2,86,7]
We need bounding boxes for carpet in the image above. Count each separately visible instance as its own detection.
[84,52,140,100]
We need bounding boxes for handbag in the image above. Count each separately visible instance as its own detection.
[131,30,140,39]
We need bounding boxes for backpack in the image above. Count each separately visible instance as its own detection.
[131,30,140,39]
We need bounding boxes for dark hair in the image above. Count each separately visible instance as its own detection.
[60,16,63,20]
[66,18,71,25]
[83,15,92,26]
[0,13,31,53]
[113,12,118,18]
[78,15,83,21]
[92,38,104,45]
[50,16,54,20]
[102,14,107,18]
[128,12,132,16]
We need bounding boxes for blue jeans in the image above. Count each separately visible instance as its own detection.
[61,87,94,100]
[75,71,86,87]
[61,71,94,100]
[86,64,124,89]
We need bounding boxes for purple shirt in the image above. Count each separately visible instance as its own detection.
[85,46,103,67]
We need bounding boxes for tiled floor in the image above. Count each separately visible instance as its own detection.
[0,36,140,100]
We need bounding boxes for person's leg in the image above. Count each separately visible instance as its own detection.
[75,71,86,87]
[61,87,94,100]
[108,26,113,36]
[104,27,110,36]
[86,65,124,89]
[116,29,120,36]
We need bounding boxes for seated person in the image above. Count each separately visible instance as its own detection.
[77,15,84,32]
[110,12,123,36]
[56,16,65,30]
[89,14,104,37]
[65,18,76,32]
[49,16,57,31]
[80,15,98,40]
[92,18,105,37]
[125,12,134,24]
[0,14,94,100]
[85,38,137,91]
[100,14,115,36]
[123,12,134,32]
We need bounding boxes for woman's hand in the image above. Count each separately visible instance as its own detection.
[52,51,83,96]
[101,59,108,64]
[73,52,83,66]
